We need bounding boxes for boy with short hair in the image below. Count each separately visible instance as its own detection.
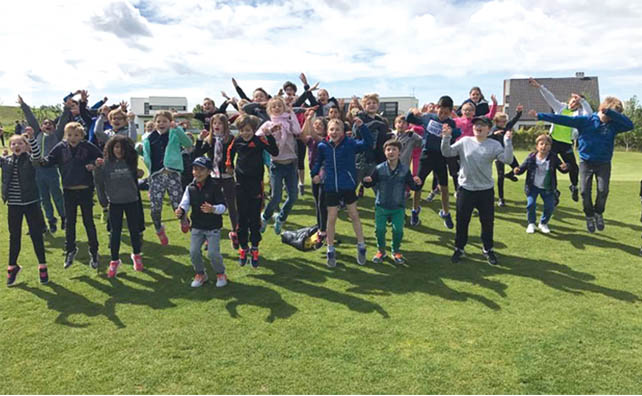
[406,95,460,229]
[530,96,634,232]
[175,156,228,288]
[363,140,422,264]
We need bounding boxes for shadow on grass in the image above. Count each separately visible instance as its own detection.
[16,281,125,328]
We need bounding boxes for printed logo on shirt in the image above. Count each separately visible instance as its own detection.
[426,120,443,137]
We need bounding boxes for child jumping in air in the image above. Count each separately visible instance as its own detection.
[513,134,568,234]
[311,117,372,268]
[176,157,228,288]
[141,111,193,245]
[363,139,422,264]
[226,115,279,267]
[2,133,49,286]
[94,135,144,278]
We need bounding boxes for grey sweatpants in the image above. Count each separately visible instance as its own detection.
[189,228,225,275]
[579,161,611,217]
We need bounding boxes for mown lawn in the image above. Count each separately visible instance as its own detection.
[0,149,641,394]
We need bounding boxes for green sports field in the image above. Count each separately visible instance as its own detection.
[1,149,641,394]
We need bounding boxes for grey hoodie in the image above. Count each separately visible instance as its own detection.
[94,158,139,206]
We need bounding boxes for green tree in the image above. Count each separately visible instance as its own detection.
[616,95,642,151]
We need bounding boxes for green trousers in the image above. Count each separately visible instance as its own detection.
[374,206,405,253]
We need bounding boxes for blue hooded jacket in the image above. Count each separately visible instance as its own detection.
[311,124,372,192]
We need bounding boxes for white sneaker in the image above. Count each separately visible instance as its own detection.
[526,223,536,234]
[216,273,228,288]
[190,273,208,288]
[538,223,551,234]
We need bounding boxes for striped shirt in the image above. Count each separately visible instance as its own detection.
[7,137,40,206]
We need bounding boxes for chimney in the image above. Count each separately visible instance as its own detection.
[575,72,585,78]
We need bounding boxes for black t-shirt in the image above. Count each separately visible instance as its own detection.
[149,131,169,173]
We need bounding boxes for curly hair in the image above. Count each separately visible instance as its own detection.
[103,135,138,172]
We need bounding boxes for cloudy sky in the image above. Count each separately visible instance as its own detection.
[2,0,641,109]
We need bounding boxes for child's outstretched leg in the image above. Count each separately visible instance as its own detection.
[148,173,167,241]
[189,229,208,288]
[390,208,405,264]
[326,206,339,268]
[79,189,99,269]
[205,229,227,287]
[373,207,388,263]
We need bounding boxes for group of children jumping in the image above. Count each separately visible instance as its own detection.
[2,74,635,288]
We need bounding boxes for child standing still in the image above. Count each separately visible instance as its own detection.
[441,117,514,265]
[363,140,422,264]
[94,136,144,278]
[141,111,193,245]
[176,157,228,288]
[513,134,568,234]
[226,115,279,268]
[40,122,103,269]
[311,118,372,268]
[2,134,49,286]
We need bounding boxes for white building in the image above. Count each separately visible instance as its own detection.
[130,96,189,137]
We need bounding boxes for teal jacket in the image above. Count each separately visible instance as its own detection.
[142,127,193,174]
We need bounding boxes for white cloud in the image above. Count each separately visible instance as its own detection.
[1,0,641,108]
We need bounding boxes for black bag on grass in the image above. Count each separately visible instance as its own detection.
[281,225,321,251]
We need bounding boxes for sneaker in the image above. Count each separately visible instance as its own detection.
[497,198,506,207]
[273,214,283,235]
[326,250,337,268]
[298,183,305,196]
[424,190,436,203]
[439,210,454,229]
[216,273,228,288]
[64,247,78,269]
[89,249,99,270]
[356,245,367,266]
[526,223,536,234]
[372,250,387,264]
[156,226,169,246]
[7,265,21,287]
[49,219,58,234]
[238,248,248,267]
[131,253,144,271]
[538,223,551,234]
[180,216,190,233]
[570,184,579,202]
[451,248,465,263]
[392,252,406,264]
[259,214,269,233]
[410,207,421,226]
[595,213,605,231]
[483,249,499,265]
[250,247,260,268]
[191,272,208,288]
[38,265,49,284]
[586,216,596,233]
[229,232,239,250]
[505,172,518,182]
[107,260,121,278]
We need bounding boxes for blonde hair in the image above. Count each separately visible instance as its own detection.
[327,118,345,132]
[493,112,508,122]
[266,96,286,116]
[535,134,552,146]
[9,134,30,148]
[153,110,174,122]
[461,102,476,111]
[108,108,127,121]
[598,96,624,113]
[208,113,231,145]
[64,122,85,138]
[361,93,380,107]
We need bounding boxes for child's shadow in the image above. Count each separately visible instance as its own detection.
[16,281,125,328]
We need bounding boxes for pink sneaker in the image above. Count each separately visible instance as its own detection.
[107,260,121,278]
[131,253,144,271]
[156,226,169,246]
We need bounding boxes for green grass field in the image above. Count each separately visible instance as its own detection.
[1,149,641,394]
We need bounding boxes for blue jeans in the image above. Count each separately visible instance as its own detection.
[263,162,298,222]
[36,167,65,223]
[190,228,224,275]
[526,186,556,225]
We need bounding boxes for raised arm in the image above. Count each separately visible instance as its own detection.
[18,96,42,136]
[232,78,250,101]
[94,115,111,144]
[604,109,634,133]
[538,85,566,113]
[440,123,460,157]
[534,110,591,130]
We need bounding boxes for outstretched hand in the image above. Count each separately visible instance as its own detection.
[528,77,541,88]
[528,109,538,118]
[442,123,452,137]
[516,104,524,112]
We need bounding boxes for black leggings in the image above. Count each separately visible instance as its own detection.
[551,140,578,186]
[236,177,262,248]
[495,157,520,199]
[64,188,99,254]
[8,203,47,266]
[455,187,495,252]
[109,201,142,261]
[312,182,327,233]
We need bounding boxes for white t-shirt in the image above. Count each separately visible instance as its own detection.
[534,156,550,189]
